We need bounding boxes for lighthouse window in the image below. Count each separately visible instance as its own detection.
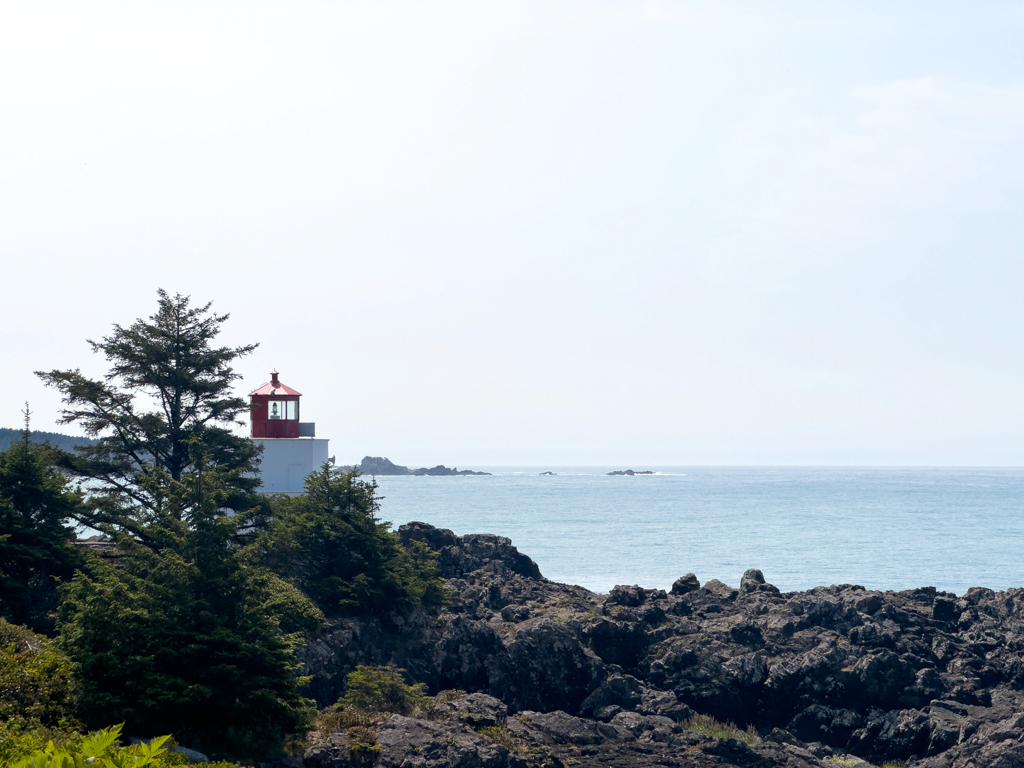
[267,400,298,420]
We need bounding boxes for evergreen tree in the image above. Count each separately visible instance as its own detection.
[57,446,313,757]
[37,289,260,546]
[250,466,446,616]
[34,292,313,756]
[0,407,84,634]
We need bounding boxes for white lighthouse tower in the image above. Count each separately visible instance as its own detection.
[249,371,329,494]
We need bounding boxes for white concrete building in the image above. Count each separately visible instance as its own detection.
[251,436,330,494]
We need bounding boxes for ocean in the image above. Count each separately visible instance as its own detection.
[372,467,1024,597]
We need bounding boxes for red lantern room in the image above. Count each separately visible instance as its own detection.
[249,371,302,438]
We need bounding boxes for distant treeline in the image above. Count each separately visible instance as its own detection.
[0,428,97,453]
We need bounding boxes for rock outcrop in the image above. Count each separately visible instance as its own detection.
[355,457,491,476]
[298,522,1024,768]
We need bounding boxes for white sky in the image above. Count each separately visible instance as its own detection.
[3,1,1024,466]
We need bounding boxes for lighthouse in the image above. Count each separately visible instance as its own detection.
[249,371,329,493]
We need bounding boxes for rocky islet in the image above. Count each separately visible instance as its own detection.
[298,522,1024,768]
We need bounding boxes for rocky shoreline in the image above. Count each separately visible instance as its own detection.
[298,522,1024,768]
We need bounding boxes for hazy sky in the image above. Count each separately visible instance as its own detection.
[3,1,1024,466]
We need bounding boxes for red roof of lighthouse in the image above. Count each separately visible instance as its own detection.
[249,371,302,397]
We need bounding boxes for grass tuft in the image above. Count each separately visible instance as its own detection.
[476,725,515,750]
[683,714,760,745]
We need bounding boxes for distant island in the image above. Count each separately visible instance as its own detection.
[354,456,491,476]
[607,469,655,475]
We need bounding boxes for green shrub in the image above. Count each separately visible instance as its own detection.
[346,726,380,758]
[0,720,78,767]
[0,619,79,728]
[57,551,315,758]
[338,665,428,716]
[247,567,325,635]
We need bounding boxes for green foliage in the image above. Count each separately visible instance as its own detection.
[338,665,428,716]
[1,722,244,768]
[345,726,380,759]
[683,714,760,745]
[0,416,85,633]
[248,467,446,616]
[57,537,315,758]
[0,718,83,767]
[247,567,325,635]
[10,724,169,768]
[0,619,80,729]
[36,289,261,544]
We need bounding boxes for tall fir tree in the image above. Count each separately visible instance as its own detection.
[35,291,313,756]
[0,406,84,634]
[37,289,261,547]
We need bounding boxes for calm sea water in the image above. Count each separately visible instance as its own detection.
[372,467,1024,597]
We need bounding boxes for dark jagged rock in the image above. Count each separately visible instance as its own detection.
[432,692,508,727]
[412,465,491,476]
[375,715,510,767]
[579,674,642,717]
[399,522,543,580]
[703,578,739,601]
[306,696,842,768]
[298,521,1024,767]
[671,573,700,595]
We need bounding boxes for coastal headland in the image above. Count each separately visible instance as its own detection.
[301,522,1024,768]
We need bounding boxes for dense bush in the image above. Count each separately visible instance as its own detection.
[0,619,81,766]
[250,467,446,617]
[57,535,315,758]
[0,619,79,728]
[247,567,326,635]
[339,665,429,716]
